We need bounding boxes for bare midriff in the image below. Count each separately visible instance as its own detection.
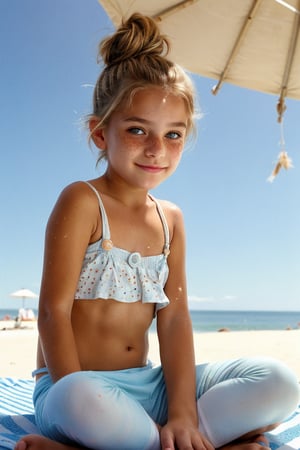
[36,298,156,375]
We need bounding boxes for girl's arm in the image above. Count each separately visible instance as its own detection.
[37,182,98,382]
[157,205,213,450]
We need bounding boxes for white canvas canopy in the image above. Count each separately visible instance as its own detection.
[99,0,300,121]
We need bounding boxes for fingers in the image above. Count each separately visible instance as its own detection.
[161,429,214,450]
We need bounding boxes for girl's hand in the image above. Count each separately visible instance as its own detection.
[160,419,215,450]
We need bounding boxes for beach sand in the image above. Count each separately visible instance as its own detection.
[1,320,299,380]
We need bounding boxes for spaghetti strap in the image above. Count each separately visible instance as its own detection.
[83,181,111,241]
[148,194,170,257]
[83,183,169,257]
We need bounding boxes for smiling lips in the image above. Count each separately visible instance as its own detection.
[136,163,166,173]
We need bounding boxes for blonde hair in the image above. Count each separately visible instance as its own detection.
[90,13,196,163]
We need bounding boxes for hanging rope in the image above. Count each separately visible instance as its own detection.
[276,95,287,123]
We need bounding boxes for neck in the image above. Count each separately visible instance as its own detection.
[98,173,150,208]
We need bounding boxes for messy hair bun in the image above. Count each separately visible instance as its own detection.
[99,13,170,67]
[90,13,196,162]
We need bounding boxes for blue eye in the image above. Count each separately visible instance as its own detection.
[166,131,181,139]
[128,127,144,135]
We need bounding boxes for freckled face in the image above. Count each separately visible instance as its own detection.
[97,88,188,190]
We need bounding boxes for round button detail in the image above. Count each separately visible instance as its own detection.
[128,252,141,268]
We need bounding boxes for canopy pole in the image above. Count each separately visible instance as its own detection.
[277,0,300,122]
[211,0,263,95]
[154,0,199,22]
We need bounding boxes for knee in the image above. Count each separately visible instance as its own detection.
[46,371,113,417]
[255,358,299,418]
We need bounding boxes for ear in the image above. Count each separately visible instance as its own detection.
[89,118,107,150]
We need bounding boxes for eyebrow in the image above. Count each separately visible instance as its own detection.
[124,116,187,129]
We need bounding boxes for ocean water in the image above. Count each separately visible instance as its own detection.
[1,308,299,333]
[188,309,300,332]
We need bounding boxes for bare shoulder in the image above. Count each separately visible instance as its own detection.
[50,180,102,220]
[47,180,101,240]
[56,180,98,207]
[155,198,184,227]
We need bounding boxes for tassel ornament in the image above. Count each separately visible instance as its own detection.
[267,150,293,182]
[267,119,293,182]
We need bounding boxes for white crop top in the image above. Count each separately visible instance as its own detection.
[75,182,170,313]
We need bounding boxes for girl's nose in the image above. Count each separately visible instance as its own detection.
[144,135,164,157]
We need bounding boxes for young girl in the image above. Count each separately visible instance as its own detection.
[16,13,299,450]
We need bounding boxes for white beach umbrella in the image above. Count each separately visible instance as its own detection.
[99,0,300,110]
[10,288,39,309]
[99,0,300,178]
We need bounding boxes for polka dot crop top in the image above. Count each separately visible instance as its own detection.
[75,182,170,313]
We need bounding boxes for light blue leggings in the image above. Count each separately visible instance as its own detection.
[33,357,299,450]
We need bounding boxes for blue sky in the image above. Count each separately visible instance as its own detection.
[1,0,299,312]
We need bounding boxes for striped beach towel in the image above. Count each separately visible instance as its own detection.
[0,377,299,449]
[0,378,39,449]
